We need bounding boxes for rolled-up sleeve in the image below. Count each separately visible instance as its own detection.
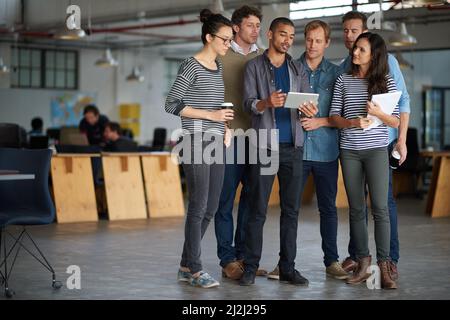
[387,76,400,119]
[243,60,264,115]
[388,54,410,114]
[329,75,344,117]
[164,63,194,116]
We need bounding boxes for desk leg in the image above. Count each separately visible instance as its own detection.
[429,157,450,217]
[336,161,349,209]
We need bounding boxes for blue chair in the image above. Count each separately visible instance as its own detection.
[0,148,62,298]
[0,123,21,148]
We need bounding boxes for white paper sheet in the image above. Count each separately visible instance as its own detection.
[364,91,402,131]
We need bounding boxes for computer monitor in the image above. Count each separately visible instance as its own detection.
[59,126,89,145]
[29,135,49,149]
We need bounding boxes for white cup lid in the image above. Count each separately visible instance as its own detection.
[221,102,233,107]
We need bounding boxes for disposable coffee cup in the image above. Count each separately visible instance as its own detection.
[389,150,401,169]
[221,102,234,109]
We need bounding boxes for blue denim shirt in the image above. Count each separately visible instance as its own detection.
[299,53,340,162]
[340,53,411,143]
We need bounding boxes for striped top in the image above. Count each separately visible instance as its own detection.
[164,57,225,135]
[329,73,399,150]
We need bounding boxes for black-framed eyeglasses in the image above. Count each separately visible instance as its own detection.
[213,34,233,46]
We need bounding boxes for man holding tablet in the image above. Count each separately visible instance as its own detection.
[240,17,318,286]
[266,20,348,281]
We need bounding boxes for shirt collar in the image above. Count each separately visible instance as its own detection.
[231,40,259,55]
[299,52,327,73]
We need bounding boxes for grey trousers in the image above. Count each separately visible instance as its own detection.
[340,147,390,262]
[179,134,225,274]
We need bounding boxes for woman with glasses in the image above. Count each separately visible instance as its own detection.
[165,9,234,288]
[330,32,399,289]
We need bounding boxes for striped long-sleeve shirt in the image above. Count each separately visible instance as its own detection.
[329,73,399,150]
[164,57,225,135]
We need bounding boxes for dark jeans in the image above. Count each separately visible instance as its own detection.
[244,144,303,274]
[302,159,339,267]
[180,135,225,274]
[215,136,251,267]
[347,142,400,263]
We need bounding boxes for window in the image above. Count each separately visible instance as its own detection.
[165,58,185,95]
[423,87,450,150]
[10,47,41,88]
[44,49,78,89]
[10,47,78,90]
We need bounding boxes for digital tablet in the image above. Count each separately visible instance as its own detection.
[284,92,319,109]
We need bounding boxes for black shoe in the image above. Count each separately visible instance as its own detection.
[279,269,309,286]
[239,270,256,286]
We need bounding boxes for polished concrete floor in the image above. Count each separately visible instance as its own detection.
[1,197,449,300]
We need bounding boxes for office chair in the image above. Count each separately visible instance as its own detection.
[28,135,49,149]
[0,123,21,148]
[396,127,429,198]
[46,128,61,143]
[0,148,62,298]
[121,128,134,140]
[151,127,167,151]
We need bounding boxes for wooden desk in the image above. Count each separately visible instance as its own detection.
[233,165,345,208]
[234,177,280,207]
[51,154,100,223]
[336,161,349,208]
[140,152,185,218]
[234,174,313,207]
[101,153,147,220]
[421,151,450,217]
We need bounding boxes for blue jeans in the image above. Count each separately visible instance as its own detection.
[347,142,400,263]
[214,137,251,268]
[302,159,339,267]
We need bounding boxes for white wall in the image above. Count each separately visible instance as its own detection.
[114,49,180,143]
[0,45,116,134]
[0,44,180,144]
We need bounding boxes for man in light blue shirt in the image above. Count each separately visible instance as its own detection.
[339,11,411,281]
[298,20,348,280]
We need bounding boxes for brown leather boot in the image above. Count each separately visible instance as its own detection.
[342,257,358,273]
[346,256,371,285]
[222,261,244,280]
[378,261,397,289]
[389,261,399,281]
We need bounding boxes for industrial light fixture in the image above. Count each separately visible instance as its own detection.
[211,0,225,13]
[389,22,418,46]
[54,10,86,40]
[126,66,144,82]
[210,0,233,17]
[95,48,118,67]
[54,26,86,40]
[0,57,10,74]
[402,0,447,5]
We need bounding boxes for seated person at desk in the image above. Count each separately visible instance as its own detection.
[29,117,44,136]
[103,122,138,152]
[79,105,109,146]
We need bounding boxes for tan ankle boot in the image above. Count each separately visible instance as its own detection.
[346,256,371,285]
[378,260,397,289]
